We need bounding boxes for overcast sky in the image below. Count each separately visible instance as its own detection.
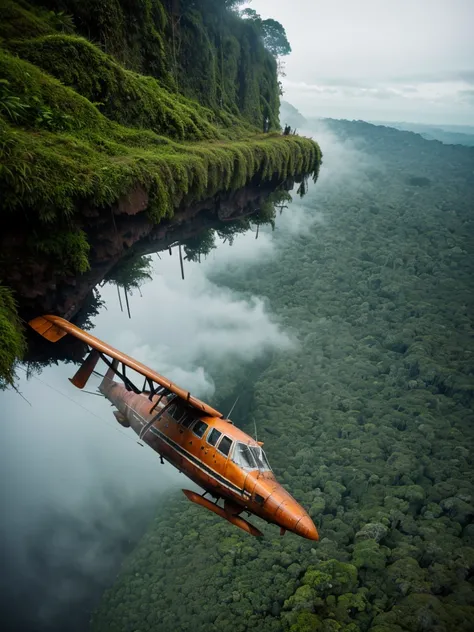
[249,0,474,125]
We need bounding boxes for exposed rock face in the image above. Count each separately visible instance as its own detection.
[1,176,294,322]
[114,186,150,216]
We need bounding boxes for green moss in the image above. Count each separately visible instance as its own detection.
[28,0,169,77]
[10,34,245,141]
[0,48,105,133]
[21,0,282,128]
[0,1,321,225]
[30,229,91,273]
[0,0,55,41]
[1,105,320,228]
[0,285,26,389]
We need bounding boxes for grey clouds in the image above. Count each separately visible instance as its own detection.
[249,0,474,124]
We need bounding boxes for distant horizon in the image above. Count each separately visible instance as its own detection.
[282,92,474,129]
[281,100,474,132]
[366,119,474,130]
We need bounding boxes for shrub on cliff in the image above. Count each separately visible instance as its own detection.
[0,285,26,389]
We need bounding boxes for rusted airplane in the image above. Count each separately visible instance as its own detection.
[29,315,319,541]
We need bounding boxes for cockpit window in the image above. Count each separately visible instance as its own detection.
[250,446,271,470]
[233,443,272,471]
[234,443,257,468]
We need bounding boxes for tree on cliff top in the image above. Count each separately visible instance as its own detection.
[224,0,249,9]
[242,8,292,58]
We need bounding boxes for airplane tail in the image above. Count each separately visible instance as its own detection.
[69,349,100,389]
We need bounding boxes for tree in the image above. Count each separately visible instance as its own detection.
[224,0,250,9]
[241,10,291,59]
[241,7,262,26]
[104,255,153,292]
[261,19,291,57]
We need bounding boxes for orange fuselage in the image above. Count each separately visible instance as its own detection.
[100,377,318,540]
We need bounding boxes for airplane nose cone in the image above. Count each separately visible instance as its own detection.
[295,515,319,541]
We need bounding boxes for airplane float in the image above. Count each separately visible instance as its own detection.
[29,315,319,541]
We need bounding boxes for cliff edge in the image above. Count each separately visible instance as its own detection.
[0,0,322,387]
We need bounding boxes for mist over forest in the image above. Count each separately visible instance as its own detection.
[0,236,298,629]
[86,115,473,632]
[2,94,474,632]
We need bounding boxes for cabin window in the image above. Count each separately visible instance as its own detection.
[207,428,222,447]
[181,416,196,429]
[192,420,208,439]
[168,401,189,424]
[217,435,232,457]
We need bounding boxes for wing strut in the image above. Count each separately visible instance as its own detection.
[98,353,141,394]
[28,315,224,418]
[150,388,168,414]
[139,394,178,442]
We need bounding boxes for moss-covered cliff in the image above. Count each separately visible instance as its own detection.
[1,0,283,129]
[19,0,282,126]
[0,0,322,387]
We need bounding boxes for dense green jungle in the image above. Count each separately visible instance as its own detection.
[90,120,474,632]
[369,122,474,148]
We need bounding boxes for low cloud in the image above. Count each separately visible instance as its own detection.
[390,70,474,85]
[298,119,381,191]
[459,89,474,102]
[285,76,474,125]
[96,255,294,397]
[0,367,182,629]
[1,222,297,628]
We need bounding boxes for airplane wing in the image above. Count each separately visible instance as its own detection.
[29,315,223,418]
